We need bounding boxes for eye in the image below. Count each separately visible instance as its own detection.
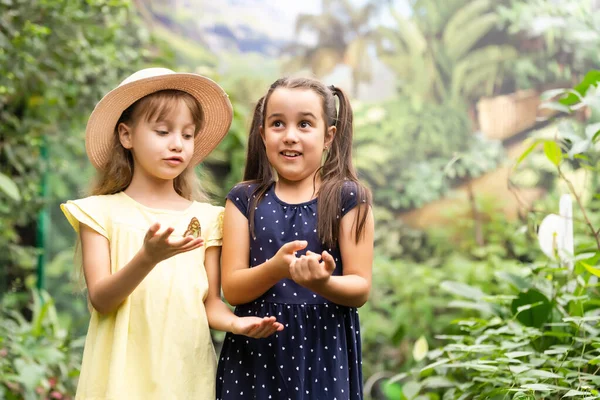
[299,121,312,129]
[155,130,169,135]
[272,120,284,128]
[183,133,194,140]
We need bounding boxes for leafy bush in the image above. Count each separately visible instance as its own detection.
[380,71,600,400]
[0,291,82,400]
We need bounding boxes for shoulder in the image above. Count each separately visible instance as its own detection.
[340,180,370,203]
[193,201,224,218]
[339,180,371,216]
[64,193,122,212]
[227,181,259,200]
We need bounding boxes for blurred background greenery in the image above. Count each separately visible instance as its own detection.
[1,0,600,398]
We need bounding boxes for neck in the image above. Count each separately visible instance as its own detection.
[125,170,181,203]
[275,172,321,203]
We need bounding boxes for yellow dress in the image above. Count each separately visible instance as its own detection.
[61,192,223,400]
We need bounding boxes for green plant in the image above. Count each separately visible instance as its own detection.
[354,99,504,212]
[0,0,152,305]
[381,71,600,400]
[498,0,600,91]
[0,291,83,400]
[375,0,519,105]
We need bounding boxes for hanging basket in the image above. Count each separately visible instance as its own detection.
[476,89,541,140]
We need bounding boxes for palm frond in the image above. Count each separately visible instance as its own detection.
[445,13,499,62]
[444,0,494,49]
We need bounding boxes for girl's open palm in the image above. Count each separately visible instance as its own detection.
[143,222,204,264]
[232,316,284,338]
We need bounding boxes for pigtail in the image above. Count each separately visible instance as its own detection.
[243,96,275,239]
[318,85,372,247]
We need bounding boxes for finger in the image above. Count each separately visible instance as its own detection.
[322,251,336,273]
[178,238,204,252]
[158,226,175,241]
[257,326,278,338]
[283,240,308,254]
[251,321,276,338]
[306,251,322,262]
[168,235,195,248]
[144,222,161,241]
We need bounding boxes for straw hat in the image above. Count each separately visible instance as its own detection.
[85,67,233,170]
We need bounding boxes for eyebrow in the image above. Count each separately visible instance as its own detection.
[267,112,318,120]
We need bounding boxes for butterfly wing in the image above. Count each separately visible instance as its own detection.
[183,217,201,238]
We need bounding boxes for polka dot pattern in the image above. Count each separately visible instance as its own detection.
[216,182,363,399]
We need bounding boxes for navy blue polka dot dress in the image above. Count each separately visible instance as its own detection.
[216,182,364,400]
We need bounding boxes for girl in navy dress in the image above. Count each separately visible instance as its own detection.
[216,77,374,400]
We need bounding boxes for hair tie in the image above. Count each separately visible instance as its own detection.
[328,85,336,92]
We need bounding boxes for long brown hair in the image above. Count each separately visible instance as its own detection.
[89,89,207,201]
[244,78,371,247]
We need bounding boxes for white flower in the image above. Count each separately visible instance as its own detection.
[538,194,573,268]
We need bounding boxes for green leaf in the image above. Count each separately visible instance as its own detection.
[495,271,531,290]
[505,351,533,358]
[540,88,567,101]
[0,172,21,201]
[420,358,450,372]
[511,289,552,328]
[523,383,572,392]
[560,70,600,106]
[413,336,429,362]
[514,139,542,168]
[563,390,592,397]
[402,381,422,400]
[540,102,571,113]
[508,365,531,374]
[543,140,562,166]
[440,281,485,300]
[383,380,405,400]
[581,262,600,278]
[525,369,562,379]
[585,122,600,138]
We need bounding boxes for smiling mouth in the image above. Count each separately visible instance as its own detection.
[280,151,302,158]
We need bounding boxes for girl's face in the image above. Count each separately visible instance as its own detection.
[118,99,196,181]
[261,87,335,184]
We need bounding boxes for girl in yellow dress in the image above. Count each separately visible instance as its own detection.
[61,68,283,400]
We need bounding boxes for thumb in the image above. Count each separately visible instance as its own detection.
[322,251,336,273]
[283,240,308,253]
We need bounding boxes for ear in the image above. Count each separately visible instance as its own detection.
[260,125,266,144]
[324,125,336,149]
[118,122,133,149]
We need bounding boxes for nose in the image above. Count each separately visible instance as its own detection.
[169,132,183,152]
[283,127,299,144]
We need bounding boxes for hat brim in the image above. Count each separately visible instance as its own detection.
[85,73,233,170]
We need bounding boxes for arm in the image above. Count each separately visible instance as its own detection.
[81,222,203,314]
[204,246,241,331]
[204,246,283,336]
[291,205,374,308]
[220,200,305,306]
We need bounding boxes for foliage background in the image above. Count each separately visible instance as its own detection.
[1,0,600,398]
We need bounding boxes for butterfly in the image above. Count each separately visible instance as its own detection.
[183,217,202,238]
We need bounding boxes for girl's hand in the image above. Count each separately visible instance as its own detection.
[272,240,308,277]
[142,222,204,264]
[232,316,284,338]
[289,250,336,290]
